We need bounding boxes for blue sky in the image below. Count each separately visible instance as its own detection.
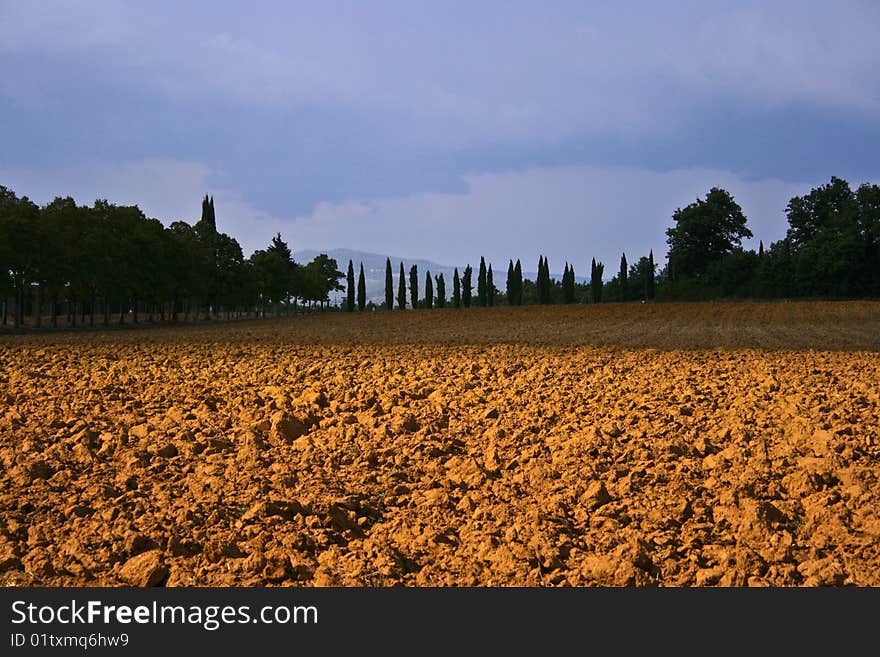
[1,1,878,273]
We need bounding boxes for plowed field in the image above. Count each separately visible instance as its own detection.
[2,301,879,586]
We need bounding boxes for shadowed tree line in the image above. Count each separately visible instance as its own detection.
[0,190,344,328]
[2,175,877,327]
[364,176,879,310]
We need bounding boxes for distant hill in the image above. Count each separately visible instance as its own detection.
[293,248,589,305]
[293,248,463,306]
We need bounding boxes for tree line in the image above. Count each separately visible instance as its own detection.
[2,175,878,327]
[0,191,344,327]
[348,175,879,309]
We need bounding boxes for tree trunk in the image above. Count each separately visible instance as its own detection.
[133,297,139,324]
[119,301,125,324]
[19,282,25,327]
[104,297,110,326]
[90,290,96,327]
[51,295,58,328]
[34,284,42,328]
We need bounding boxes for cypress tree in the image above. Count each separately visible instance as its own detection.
[357,262,366,310]
[385,258,393,310]
[563,262,576,303]
[514,259,523,305]
[453,268,461,308]
[537,256,551,304]
[546,257,552,303]
[487,263,495,306]
[346,259,355,311]
[536,256,544,303]
[591,258,604,303]
[436,273,446,308]
[591,259,596,300]
[409,263,418,309]
[562,263,569,303]
[506,260,514,305]
[542,256,547,302]
[647,250,655,300]
[462,265,473,308]
[544,256,551,303]
[758,240,764,258]
[200,194,217,232]
[477,256,487,306]
[397,261,406,309]
[619,253,628,301]
[425,270,433,309]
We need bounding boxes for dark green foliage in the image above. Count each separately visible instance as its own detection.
[250,247,289,311]
[199,195,216,232]
[462,265,473,308]
[346,259,355,311]
[858,182,880,295]
[0,187,39,327]
[487,264,495,306]
[357,262,366,311]
[297,253,344,308]
[562,263,576,303]
[709,247,760,297]
[536,256,544,303]
[452,268,461,308]
[648,250,656,300]
[477,256,487,306]
[506,260,515,305]
[619,253,628,301]
[535,256,543,303]
[425,270,433,309]
[544,257,552,303]
[590,258,604,303]
[783,176,876,297]
[666,187,752,282]
[627,255,655,301]
[513,259,523,305]
[256,232,298,313]
[385,258,393,310]
[397,261,406,309]
[436,273,446,308]
[536,256,552,304]
[409,263,418,309]
[520,277,537,305]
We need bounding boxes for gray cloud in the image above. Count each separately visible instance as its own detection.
[1,1,877,269]
[3,1,878,141]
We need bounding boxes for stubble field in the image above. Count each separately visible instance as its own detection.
[1,301,879,587]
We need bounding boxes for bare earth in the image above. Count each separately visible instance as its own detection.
[1,301,879,587]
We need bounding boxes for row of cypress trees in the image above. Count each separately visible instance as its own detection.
[345,252,652,310]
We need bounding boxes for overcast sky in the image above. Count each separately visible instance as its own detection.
[2,1,878,273]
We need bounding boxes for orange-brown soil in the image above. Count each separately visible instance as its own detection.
[1,301,879,586]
